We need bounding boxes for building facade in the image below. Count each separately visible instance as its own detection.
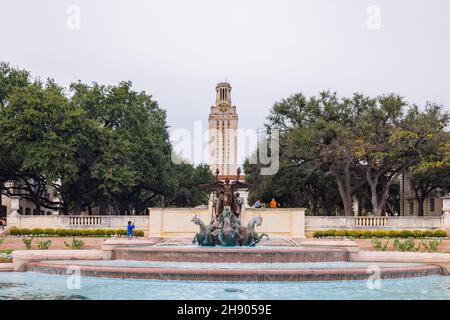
[208,82,238,176]
[399,171,444,216]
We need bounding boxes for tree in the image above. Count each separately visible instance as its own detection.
[264,91,368,215]
[0,62,31,210]
[244,158,341,214]
[409,132,450,216]
[358,98,449,215]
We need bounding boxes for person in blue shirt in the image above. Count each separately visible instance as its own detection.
[127,221,135,240]
[255,200,262,209]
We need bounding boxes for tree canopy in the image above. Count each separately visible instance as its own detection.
[0,62,214,215]
[246,91,449,216]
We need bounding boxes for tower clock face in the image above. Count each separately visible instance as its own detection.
[219,103,228,112]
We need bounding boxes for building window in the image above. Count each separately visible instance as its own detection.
[429,198,435,212]
[409,202,414,215]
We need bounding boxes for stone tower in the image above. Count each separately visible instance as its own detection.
[208,82,238,176]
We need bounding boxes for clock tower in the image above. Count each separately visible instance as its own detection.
[208,82,238,176]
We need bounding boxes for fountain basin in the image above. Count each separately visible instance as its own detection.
[112,246,349,263]
[26,260,443,282]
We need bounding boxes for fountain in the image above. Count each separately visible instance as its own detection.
[192,168,267,246]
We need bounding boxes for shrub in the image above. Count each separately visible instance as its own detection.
[20,228,32,236]
[393,239,421,252]
[372,231,389,238]
[423,230,434,238]
[412,230,425,238]
[433,230,447,238]
[56,229,67,237]
[94,229,106,237]
[134,230,144,237]
[22,237,34,250]
[31,228,44,235]
[43,228,56,236]
[9,227,20,236]
[104,229,116,237]
[421,239,442,253]
[37,240,52,250]
[399,230,413,238]
[64,238,85,250]
[371,239,390,251]
[387,230,400,238]
[360,230,373,239]
[115,229,127,236]
[335,230,347,237]
[345,230,361,238]
[0,237,4,246]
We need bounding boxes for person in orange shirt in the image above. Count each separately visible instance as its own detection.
[269,198,277,208]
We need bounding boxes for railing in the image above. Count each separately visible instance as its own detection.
[355,216,389,227]
[69,216,103,226]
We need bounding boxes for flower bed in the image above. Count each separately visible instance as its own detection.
[313,229,447,239]
[8,228,145,238]
[0,249,13,263]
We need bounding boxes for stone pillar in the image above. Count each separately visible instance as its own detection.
[291,209,306,238]
[442,195,450,229]
[6,196,21,228]
[149,208,163,237]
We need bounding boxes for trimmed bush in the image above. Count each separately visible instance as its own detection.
[399,230,413,238]
[9,227,19,236]
[313,229,447,239]
[20,228,32,236]
[43,228,56,235]
[31,228,44,235]
[423,230,434,238]
[434,230,447,238]
[134,230,145,237]
[7,228,145,238]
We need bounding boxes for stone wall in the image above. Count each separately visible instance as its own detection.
[149,208,305,238]
[5,207,450,238]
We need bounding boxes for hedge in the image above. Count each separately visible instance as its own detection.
[313,229,447,239]
[8,227,144,238]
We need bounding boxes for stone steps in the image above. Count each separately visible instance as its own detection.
[113,246,349,263]
[26,261,443,282]
[0,237,106,250]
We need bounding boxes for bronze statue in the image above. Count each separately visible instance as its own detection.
[192,168,267,246]
[199,167,250,224]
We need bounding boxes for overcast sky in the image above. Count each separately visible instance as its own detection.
[1,0,449,165]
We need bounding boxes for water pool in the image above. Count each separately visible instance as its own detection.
[0,272,449,300]
[42,260,426,270]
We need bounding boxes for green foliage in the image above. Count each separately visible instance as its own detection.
[19,228,31,236]
[31,228,44,235]
[433,230,447,238]
[313,229,446,239]
[37,239,52,250]
[421,239,442,253]
[393,239,421,252]
[8,228,144,238]
[22,237,34,250]
[64,238,85,250]
[0,63,213,216]
[371,239,390,251]
[0,237,4,246]
[43,228,56,235]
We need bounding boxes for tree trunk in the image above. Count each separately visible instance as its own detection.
[417,196,425,216]
[335,178,353,216]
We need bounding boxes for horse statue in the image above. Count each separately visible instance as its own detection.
[242,215,268,246]
[217,207,239,246]
[191,215,214,246]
